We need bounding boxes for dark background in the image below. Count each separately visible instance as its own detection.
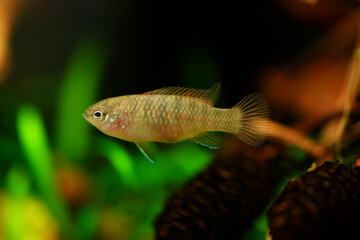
[11,0,323,105]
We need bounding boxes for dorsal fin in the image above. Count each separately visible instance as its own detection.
[143,83,221,105]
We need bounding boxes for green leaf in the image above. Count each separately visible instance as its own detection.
[98,138,139,190]
[16,104,70,237]
[55,33,110,161]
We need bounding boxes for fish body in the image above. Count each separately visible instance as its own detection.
[83,83,268,162]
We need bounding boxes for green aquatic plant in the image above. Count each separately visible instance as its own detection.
[16,104,70,237]
[55,34,110,162]
[97,137,139,190]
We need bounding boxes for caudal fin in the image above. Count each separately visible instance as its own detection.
[232,93,269,147]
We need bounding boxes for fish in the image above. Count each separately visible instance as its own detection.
[83,83,269,163]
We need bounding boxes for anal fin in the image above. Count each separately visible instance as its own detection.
[136,142,158,163]
[189,132,222,149]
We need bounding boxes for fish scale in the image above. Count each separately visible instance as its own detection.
[83,83,269,163]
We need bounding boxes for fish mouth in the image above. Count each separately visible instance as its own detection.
[82,111,90,119]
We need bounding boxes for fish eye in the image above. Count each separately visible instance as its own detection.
[93,110,105,121]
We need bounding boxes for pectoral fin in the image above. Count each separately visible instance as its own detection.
[136,142,158,163]
[189,132,222,149]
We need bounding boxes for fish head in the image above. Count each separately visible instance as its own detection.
[83,97,129,140]
[83,99,112,132]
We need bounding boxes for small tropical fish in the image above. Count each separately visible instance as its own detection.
[83,83,268,163]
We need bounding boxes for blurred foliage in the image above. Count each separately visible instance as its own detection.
[55,34,110,162]
[16,104,70,236]
[4,167,60,240]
